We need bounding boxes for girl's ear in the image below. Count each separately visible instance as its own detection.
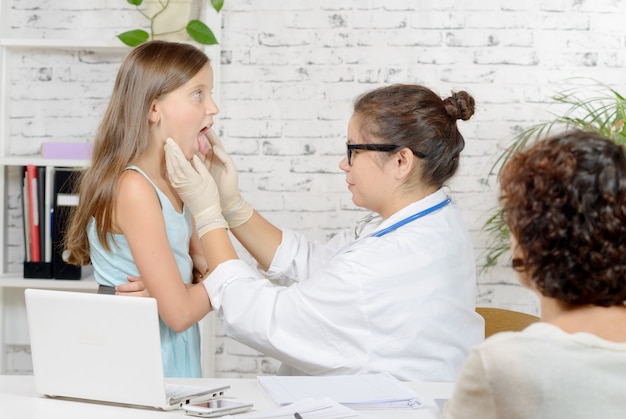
[148,100,160,124]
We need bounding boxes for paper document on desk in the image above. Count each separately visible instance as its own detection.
[223,397,358,418]
[257,373,423,409]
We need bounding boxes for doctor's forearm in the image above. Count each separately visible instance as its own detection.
[199,228,239,271]
[230,211,282,271]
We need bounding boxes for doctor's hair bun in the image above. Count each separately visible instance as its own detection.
[443,91,475,121]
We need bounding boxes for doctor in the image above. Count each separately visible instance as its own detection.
[124,84,484,382]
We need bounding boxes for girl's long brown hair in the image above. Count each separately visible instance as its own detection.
[64,41,209,265]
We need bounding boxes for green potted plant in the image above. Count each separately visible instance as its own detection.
[482,80,626,269]
[117,0,224,47]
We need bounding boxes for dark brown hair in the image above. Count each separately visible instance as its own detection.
[353,84,475,188]
[500,129,626,306]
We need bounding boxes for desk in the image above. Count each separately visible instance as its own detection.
[0,375,453,418]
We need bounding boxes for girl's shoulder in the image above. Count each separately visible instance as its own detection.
[117,169,155,196]
[112,170,164,233]
[115,170,161,213]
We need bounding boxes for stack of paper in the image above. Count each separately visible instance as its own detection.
[257,373,423,410]
[223,397,358,418]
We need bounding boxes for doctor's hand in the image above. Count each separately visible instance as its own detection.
[164,138,228,236]
[115,276,150,297]
[203,129,253,228]
[191,253,209,283]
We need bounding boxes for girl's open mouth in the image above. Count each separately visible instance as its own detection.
[197,127,210,155]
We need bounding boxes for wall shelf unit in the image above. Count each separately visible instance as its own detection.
[0,1,220,377]
[0,4,129,373]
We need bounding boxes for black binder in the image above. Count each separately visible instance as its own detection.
[52,168,82,280]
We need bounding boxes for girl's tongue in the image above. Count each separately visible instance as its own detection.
[197,131,211,155]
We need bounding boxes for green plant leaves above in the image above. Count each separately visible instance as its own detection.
[187,20,218,45]
[117,30,150,47]
[117,1,222,47]
[211,0,224,13]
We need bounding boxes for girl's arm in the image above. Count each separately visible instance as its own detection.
[114,170,211,332]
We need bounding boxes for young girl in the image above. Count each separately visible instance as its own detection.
[64,40,219,377]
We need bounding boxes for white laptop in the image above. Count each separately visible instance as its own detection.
[25,288,228,410]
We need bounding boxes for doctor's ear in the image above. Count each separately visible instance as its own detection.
[394,147,416,178]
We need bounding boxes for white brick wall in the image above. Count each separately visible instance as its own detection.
[3,0,626,375]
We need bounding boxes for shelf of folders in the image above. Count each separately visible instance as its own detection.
[22,165,82,280]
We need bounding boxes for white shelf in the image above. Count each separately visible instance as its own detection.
[0,156,90,168]
[0,274,98,290]
[0,38,129,50]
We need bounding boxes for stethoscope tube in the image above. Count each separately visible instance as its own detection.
[371,197,452,238]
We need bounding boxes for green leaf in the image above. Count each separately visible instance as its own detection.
[117,30,150,47]
[127,0,143,5]
[210,0,224,13]
[187,20,218,45]
[481,78,626,270]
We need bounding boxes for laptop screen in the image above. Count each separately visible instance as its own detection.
[25,288,172,408]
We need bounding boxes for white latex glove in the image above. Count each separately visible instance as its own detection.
[164,138,228,236]
[204,129,253,228]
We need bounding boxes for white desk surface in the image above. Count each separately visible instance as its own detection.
[0,375,454,418]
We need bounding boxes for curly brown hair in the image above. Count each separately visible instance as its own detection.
[499,129,626,306]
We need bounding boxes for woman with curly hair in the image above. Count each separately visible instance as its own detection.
[442,129,626,418]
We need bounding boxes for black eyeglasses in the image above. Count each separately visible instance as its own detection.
[346,143,426,165]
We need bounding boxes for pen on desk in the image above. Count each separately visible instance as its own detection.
[294,413,303,419]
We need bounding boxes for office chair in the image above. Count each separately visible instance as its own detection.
[476,307,540,338]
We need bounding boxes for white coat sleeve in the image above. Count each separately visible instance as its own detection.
[203,253,369,375]
[262,227,353,285]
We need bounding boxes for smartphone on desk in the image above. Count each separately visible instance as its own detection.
[184,398,253,417]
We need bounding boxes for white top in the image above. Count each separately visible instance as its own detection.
[442,322,626,419]
[204,189,484,382]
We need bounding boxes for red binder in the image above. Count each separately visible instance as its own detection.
[26,165,41,262]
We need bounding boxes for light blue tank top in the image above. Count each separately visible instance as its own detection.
[87,166,202,377]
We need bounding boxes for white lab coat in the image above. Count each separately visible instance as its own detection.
[204,189,484,382]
